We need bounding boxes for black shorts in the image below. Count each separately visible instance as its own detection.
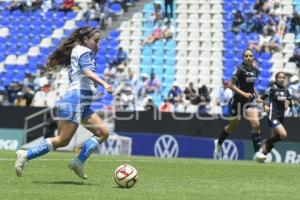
[229,98,259,117]
[268,117,284,128]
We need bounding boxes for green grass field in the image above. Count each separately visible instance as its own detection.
[0,151,299,200]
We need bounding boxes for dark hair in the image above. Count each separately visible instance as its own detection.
[242,48,254,58]
[46,26,100,72]
[275,71,285,80]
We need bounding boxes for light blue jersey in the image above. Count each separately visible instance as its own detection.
[55,45,98,124]
[68,45,97,93]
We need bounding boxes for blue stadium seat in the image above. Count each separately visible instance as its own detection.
[152,65,164,75]
[260,53,271,62]
[165,58,175,66]
[110,3,122,15]
[224,41,235,50]
[30,37,41,46]
[260,62,271,70]
[224,52,235,60]
[153,58,164,66]
[26,63,37,74]
[88,20,98,28]
[108,30,120,40]
[224,60,235,69]
[153,40,164,50]
[165,40,176,50]
[0,54,5,62]
[225,32,235,41]
[164,66,175,75]
[76,20,86,28]
[260,70,271,78]
[143,3,154,13]
[141,65,152,74]
[65,11,76,20]
[165,50,176,58]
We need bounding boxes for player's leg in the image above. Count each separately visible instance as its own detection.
[214,99,240,158]
[69,113,109,179]
[263,123,287,155]
[15,120,78,176]
[214,118,240,158]
[245,107,267,161]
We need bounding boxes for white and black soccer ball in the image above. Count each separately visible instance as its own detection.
[114,164,138,188]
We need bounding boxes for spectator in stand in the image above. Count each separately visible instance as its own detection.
[198,85,211,114]
[184,82,198,105]
[137,73,149,96]
[0,87,7,106]
[289,40,300,68]
[41,0,54,12]
[60,0,75,12]
[261,28,282,53]
[142,24,163,45]
[159,97,174,112]
[6,81,22,105]
[115,64,128,83]
[231,10,245,33]
[250,11,264,33]
[118,86,135,111]
[149,3,163,25]
[161,19,174,40]
[164,0,173,19]
[94,0,106,14]
[218,80,233,116]
[144,97,157,111]
[290,12,300,34]
[22,86,35,106]
[104,64,116,83]
[168,82,182,104]
[145,72,161,94]
[114,47,128,66]
[14,91,27,107]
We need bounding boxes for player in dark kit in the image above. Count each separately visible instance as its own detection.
[214,49,267,162]
[260,72,293,157]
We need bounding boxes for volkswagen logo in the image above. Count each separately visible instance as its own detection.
[265,148,282,163]
[154,135,179,158]
[214,140,239,160]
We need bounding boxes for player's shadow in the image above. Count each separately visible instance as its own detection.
[32,180,98,186]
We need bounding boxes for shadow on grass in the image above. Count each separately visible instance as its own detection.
[32,180,99,186]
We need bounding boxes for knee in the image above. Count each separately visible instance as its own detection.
[280,132,287,140]
[225,125,237,133]
[52,136,71,148]
[95,127,109,141]
[251,121,260,130]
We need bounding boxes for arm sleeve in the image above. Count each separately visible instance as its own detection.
[260,87,270,100]
[78,51,95,72]
[231,67,241,81]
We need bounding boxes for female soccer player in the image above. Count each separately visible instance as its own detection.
[214,49,267,162]
[260,72,293,156]
[15,26,113,179]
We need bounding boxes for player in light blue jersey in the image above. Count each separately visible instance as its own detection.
[15,26,113,179]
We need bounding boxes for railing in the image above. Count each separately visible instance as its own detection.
[23,107,51,144]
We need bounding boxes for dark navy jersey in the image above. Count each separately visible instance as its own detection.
[261,84,292,119]
[231,63,260,102]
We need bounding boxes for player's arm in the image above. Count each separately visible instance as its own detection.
[84,70,112,93]
[259,87,270,112]
[79,51,113,93]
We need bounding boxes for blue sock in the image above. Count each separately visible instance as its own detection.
[27,138,53,160]
[77,137,100,163]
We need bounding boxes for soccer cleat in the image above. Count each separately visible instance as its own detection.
[69,158,88,179]
[214,140,222,159]
[254,150,267,163]
[15,150,28,177]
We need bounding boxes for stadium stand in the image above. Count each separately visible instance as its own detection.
[0,0,299,115]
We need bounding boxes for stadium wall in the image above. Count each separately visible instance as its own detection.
[115,112,300,142]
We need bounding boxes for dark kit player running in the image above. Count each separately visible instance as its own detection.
[259,72,294,157]
[214,49,267,162]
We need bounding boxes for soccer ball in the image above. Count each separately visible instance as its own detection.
[114,164,138,188]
